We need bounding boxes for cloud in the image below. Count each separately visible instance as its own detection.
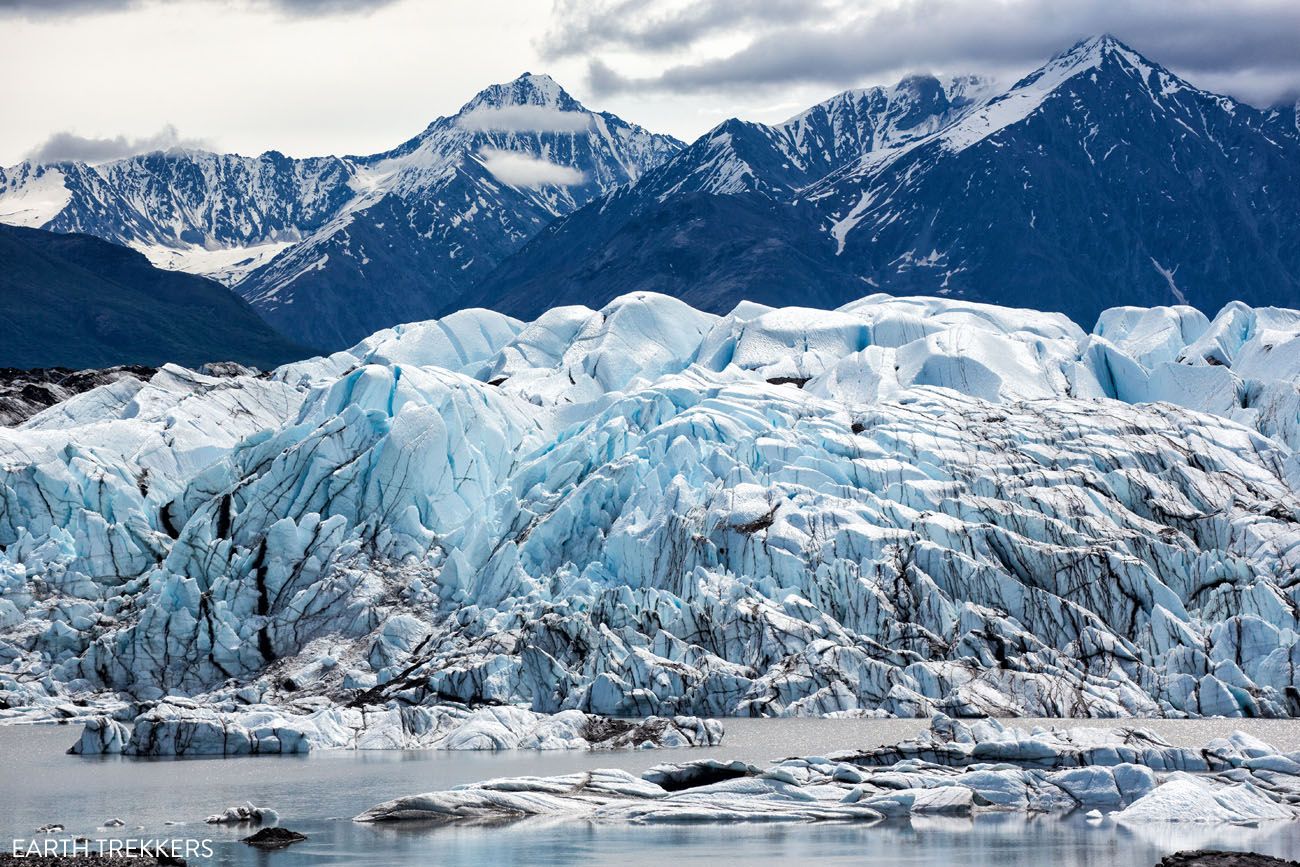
[561,0,1300,107]
[0,0,133,13]
[0,0,398,17]
[27,124,212,163]
[478,148,585,188]
[538,0,829,58]
[458,105,593,133]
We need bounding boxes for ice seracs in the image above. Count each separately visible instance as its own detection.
[1,291,1299,730]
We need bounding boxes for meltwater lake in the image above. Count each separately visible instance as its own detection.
[3,718,1300,866]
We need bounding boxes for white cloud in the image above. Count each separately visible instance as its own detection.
[0,0,400,17]
[26,124,211,163]
[478,148,585,187]
[5,0,1299,166]
[458,105,593,132]
[559,0,1300,108]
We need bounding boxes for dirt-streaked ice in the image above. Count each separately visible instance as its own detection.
[2,292,1299,740]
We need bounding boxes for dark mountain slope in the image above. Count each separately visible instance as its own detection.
[0,225,306,369]
[818,36,1300,324]
[470,75,990,317]
[475,38,1300,327]
[473,190,860,319]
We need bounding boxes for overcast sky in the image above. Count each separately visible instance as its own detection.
[3,0,1299,166]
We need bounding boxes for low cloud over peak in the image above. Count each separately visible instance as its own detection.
[478,148,585,188]
[26,125,211,164]
[554,0,1300,109]
[458,105,593,133]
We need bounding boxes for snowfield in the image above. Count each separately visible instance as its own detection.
[2,292,1299,743]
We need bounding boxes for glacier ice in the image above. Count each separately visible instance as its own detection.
[2,291,1300,733]
[205,803,279,825]
[354,715,1300,826]
[68,701,722,756]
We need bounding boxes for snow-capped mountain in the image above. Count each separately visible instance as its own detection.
[477,37,1300,326]
[470,74,997,318]
[817,35,1300,323]
[235,73,681,349]
[608,74,998,203]
[0,73,681,350]
[7,38,1300,350]
[3,292,1300,724]
[0,151,356,282]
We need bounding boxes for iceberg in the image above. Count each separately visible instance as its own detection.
[355,716,1300,826]
[68,701,722,756]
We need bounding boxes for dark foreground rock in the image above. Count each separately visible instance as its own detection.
[241,827,308,849]
[1159,852,1300,867]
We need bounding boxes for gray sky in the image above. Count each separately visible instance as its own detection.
[3,0,1299,166]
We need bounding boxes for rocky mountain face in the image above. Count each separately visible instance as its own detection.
[235,74,682,349]
[817,35,1300,324]
[3,292,1299,724]
[466,74,996,319]
[9,150,356,249]
[475,37,1300,326]
[0,74,681,351]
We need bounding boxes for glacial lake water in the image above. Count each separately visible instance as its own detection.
[3,718,1300,866]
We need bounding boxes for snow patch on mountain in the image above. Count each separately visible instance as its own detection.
[134,239,297,286]
[0,164,71,228]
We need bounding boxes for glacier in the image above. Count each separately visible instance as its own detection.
[2,292,1299,744]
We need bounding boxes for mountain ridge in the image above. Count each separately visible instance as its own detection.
[476,36,1300,326]
[5,39,1300,348]
[0,72,684,351]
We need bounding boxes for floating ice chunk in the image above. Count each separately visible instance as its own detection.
[71,701,722,756]
[860,786,975,816]
[206,803,279,825]
[1112,775,1293,824]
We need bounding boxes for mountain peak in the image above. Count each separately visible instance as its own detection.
[1060,33,1133,60]
[906,34,1194,160]
[461,72,580,113]
[1049,33,1168,81]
